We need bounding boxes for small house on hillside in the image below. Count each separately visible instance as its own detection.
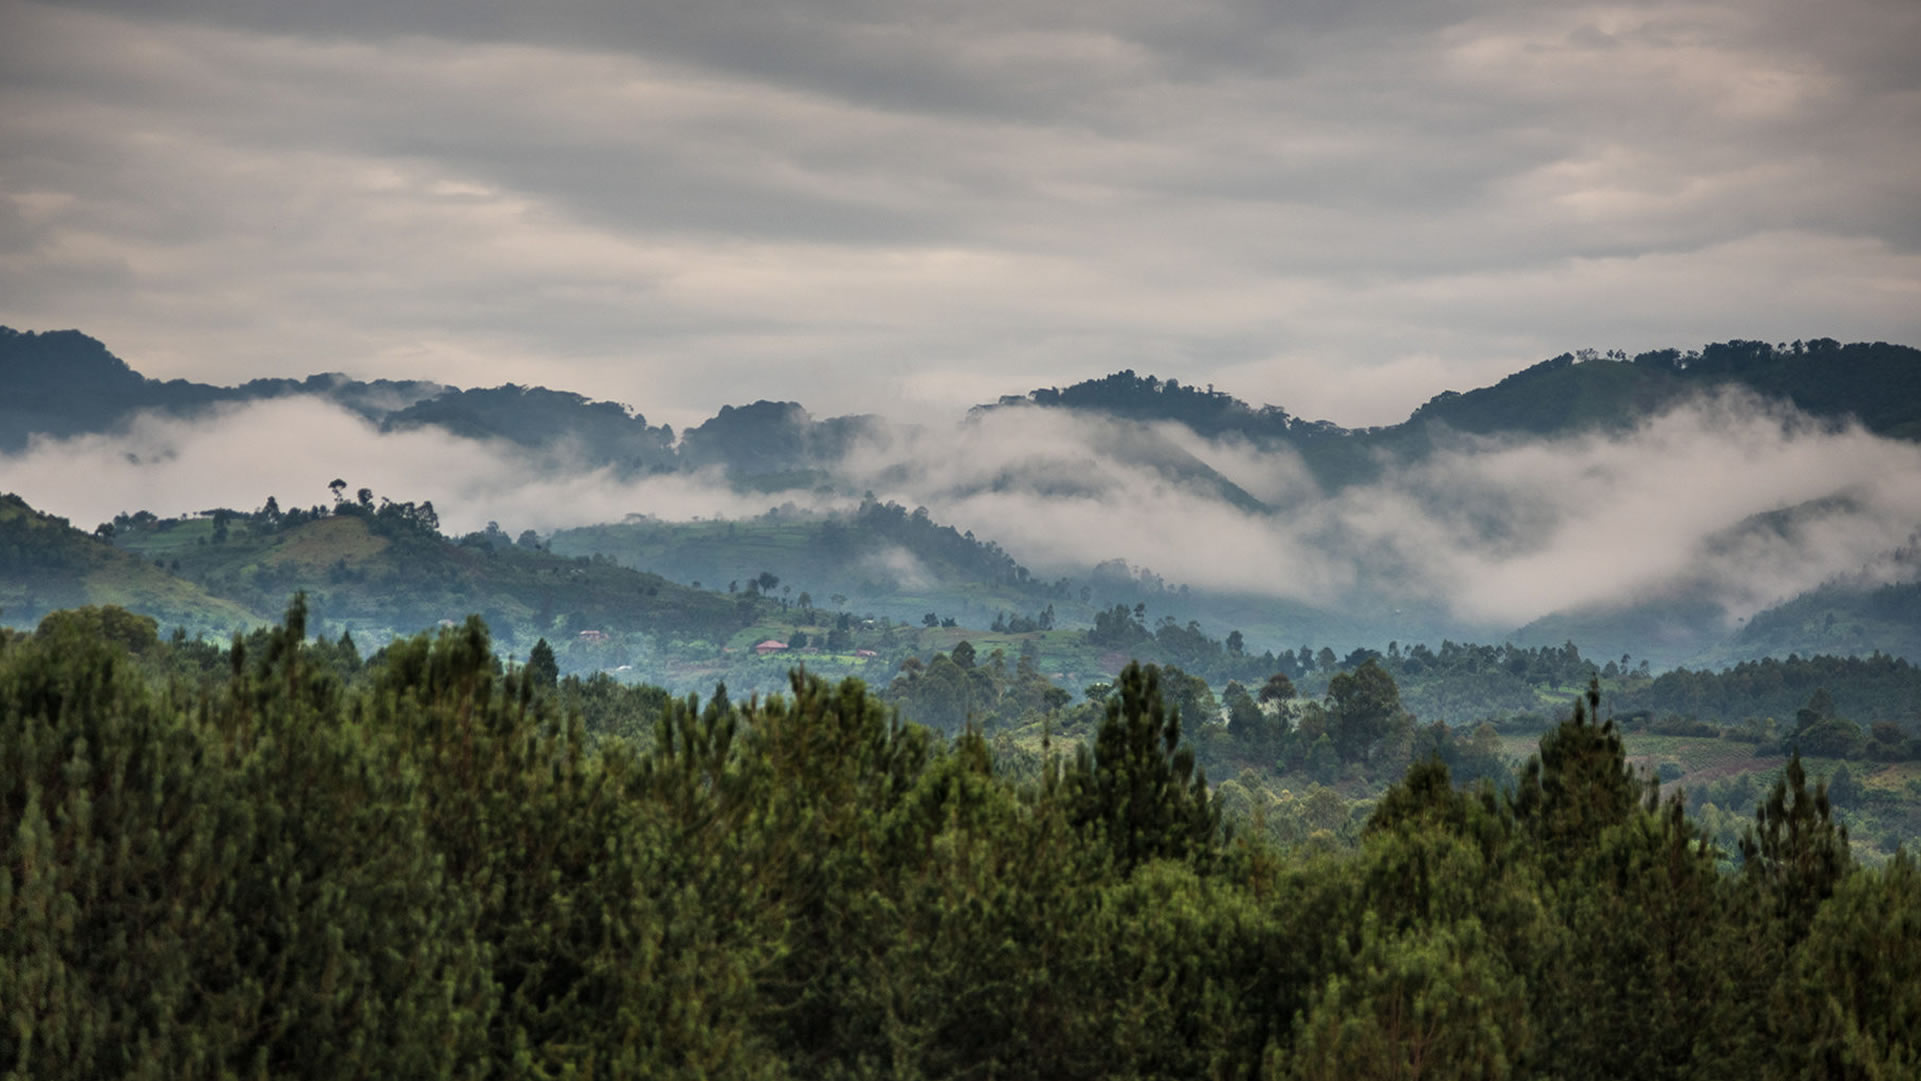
[754,639,789,655]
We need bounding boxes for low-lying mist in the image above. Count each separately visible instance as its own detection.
[835,391,1921,631]
[0,397,806,537]
[5,388,1916,637]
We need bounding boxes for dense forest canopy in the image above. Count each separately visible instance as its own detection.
[4,599,1918,1078]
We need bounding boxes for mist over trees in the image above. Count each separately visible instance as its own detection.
[9,327,1921,670]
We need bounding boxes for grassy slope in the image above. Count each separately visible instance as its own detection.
[0,495,264,634]
[114,512,764,660]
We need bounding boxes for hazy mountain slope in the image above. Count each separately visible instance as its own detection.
[0,493,265,633]
[1511,590,1732,672]
[10,325,1921,671]
[1722,581,1921,666]
[548,498,1078,630]
[1391,340,1921,448]
[677,400,886,477]
[984,340,1921,489]
[953,407,1272,511]
[111,505,766,658]
[13,325,1917,489]
[978,370,1305,443]
[0,328,161,450]
[1511,495,1921,668]
[546,500,1393,658]
[382,384,678,471]
[0,327,444,451]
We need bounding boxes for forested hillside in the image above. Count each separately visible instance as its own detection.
[0,327,444,452]
[987,339,1921,488]
[4,602,1917,1079]
[0,493,260,634]
[548,496,1075,626]
[381,384,679,472]
[1729,578,1921,663]
[102,491,766,669]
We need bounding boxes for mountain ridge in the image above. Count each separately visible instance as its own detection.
[12,327,1919,478]
[8,326,1921,673]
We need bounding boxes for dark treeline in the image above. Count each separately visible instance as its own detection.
[1078,613,1623,720]
[1616,652,1921,732]
[14,327,1921,476]
[1131,616,1921,742]
[981,340,1921,491]
[985,369,1307,440]
[5,600,1920,1079]
[825,496,1066,599]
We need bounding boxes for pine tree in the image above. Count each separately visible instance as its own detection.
[526,636,559,690]
[1511,679,1642,872]
[1741,752,1851,948]
[1065,661,1218,872]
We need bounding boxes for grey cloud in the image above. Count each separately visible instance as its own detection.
[1,0,1917,424]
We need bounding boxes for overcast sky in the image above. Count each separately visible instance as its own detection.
[3,0,1918,429]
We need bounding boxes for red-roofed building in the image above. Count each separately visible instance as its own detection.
[754,639,789,655]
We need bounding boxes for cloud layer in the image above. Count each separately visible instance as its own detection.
[2,0,1918,426]
[0,397,797,537]
[5,389,1916,640]
[835,392,1921,628]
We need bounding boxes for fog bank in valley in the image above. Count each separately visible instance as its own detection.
[0,397,806,538]
[4,389,1916,639]
[834,391,1921,631]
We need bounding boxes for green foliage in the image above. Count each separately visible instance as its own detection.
[1792,715,1867,758]
[1534,799,1763,1081]
[1306,733,1339,783]
[1512,680,1643,869]
[1325,658,1410,766]
[1225,679,1269,748]
[1773,850,1921,1079]
[8,598,1921,1078]
[1,597,492,1079]
[883,645,1067,734]
[1741,753,1853,947]
[525,635,558,689]
[33,604,159,655]
[1065,660,1219,872]
[1618,653,1921,735]
[1287,912,1532,1081]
